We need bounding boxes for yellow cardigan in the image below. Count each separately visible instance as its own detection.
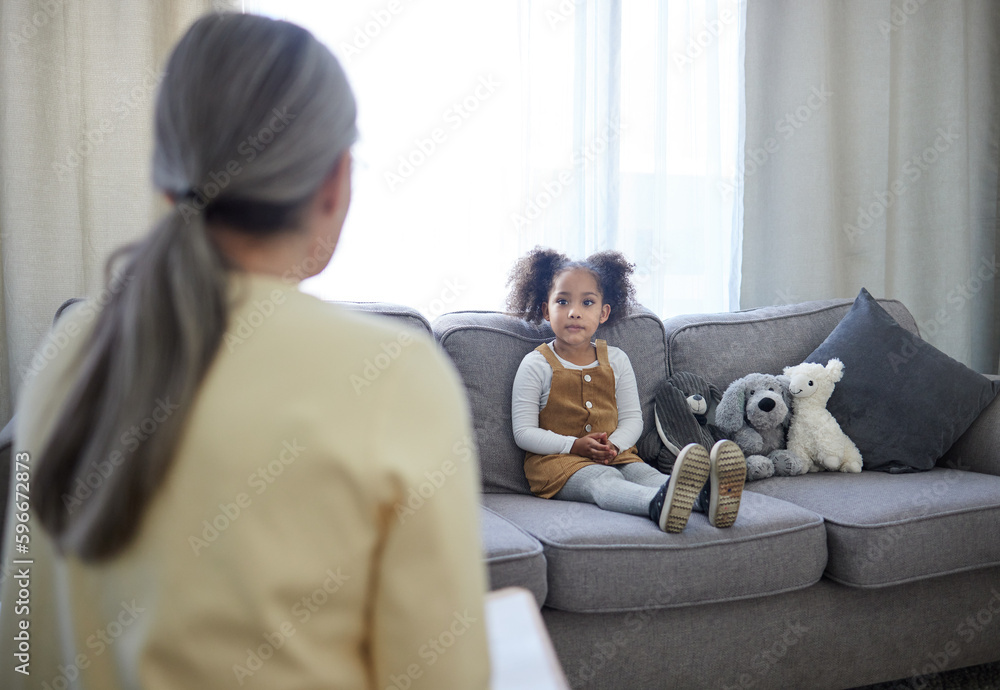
[0,271,489,689]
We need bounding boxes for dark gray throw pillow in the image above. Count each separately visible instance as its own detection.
[806,288,1000,472]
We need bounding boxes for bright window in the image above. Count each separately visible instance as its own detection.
[246,0,744,319]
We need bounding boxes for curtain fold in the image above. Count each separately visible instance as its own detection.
[0,1,214,427]
[742,0,1000,373]
[522,0,745,317]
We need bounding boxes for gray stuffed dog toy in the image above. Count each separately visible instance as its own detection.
[715,373,810,480]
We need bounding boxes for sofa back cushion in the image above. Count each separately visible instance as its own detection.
[332,301,432,336]
[434,307,668,494]
[662,297,918,391]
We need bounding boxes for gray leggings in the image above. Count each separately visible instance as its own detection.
[554,462,668,516]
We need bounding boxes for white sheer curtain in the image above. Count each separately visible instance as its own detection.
[246,0,744,318]
[521,0,745,316]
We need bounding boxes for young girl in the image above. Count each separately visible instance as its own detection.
[507,247,746,532]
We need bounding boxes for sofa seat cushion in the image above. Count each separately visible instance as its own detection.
[747,469,1000,588]
[482,491,827,613]
[481,506,548,607]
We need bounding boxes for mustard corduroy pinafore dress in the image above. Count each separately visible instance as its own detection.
[524,339,644,498]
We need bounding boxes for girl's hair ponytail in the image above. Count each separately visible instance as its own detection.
[583,250,636,326]
[34,206,227,557]
[31,13,357,561]
[506,247,569,324]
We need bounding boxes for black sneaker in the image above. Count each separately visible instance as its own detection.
[648,443,711,533]
[708,440,747,528]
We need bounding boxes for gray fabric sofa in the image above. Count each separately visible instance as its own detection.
[2,297,997,689]
[426,297,1000,690]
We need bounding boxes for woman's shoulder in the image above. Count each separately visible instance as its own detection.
[229,272,434,350]
[218,274,451,404]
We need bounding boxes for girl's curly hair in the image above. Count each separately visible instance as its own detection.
[505,246,637,326]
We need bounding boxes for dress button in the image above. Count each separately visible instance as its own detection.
[585,424,592,432]
[585,401,593,408]
[584,374,592,382]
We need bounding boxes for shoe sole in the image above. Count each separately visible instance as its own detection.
[660,444,711,533]
[709,440,746,528]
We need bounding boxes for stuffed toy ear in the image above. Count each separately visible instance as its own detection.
[715,377,748,434]
[669,372,704,398]
[776,374,792,403]
[775,375,794,426]
[826,358,844,382]
[708,381,723,405]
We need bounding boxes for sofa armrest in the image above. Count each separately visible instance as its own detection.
[0,414,13,452]
[940,376,1000,476]
[0,414,14,539]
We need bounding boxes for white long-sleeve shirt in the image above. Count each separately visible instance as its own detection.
[511,340,643,456]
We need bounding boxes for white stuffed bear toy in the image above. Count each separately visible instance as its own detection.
[783,358,863,473]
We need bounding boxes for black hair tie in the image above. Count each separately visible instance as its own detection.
[174,188,207,217]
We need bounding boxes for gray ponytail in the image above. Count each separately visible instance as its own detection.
[32,13,357,561]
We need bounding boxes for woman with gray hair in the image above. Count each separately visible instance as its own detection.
[0,13,489,689]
